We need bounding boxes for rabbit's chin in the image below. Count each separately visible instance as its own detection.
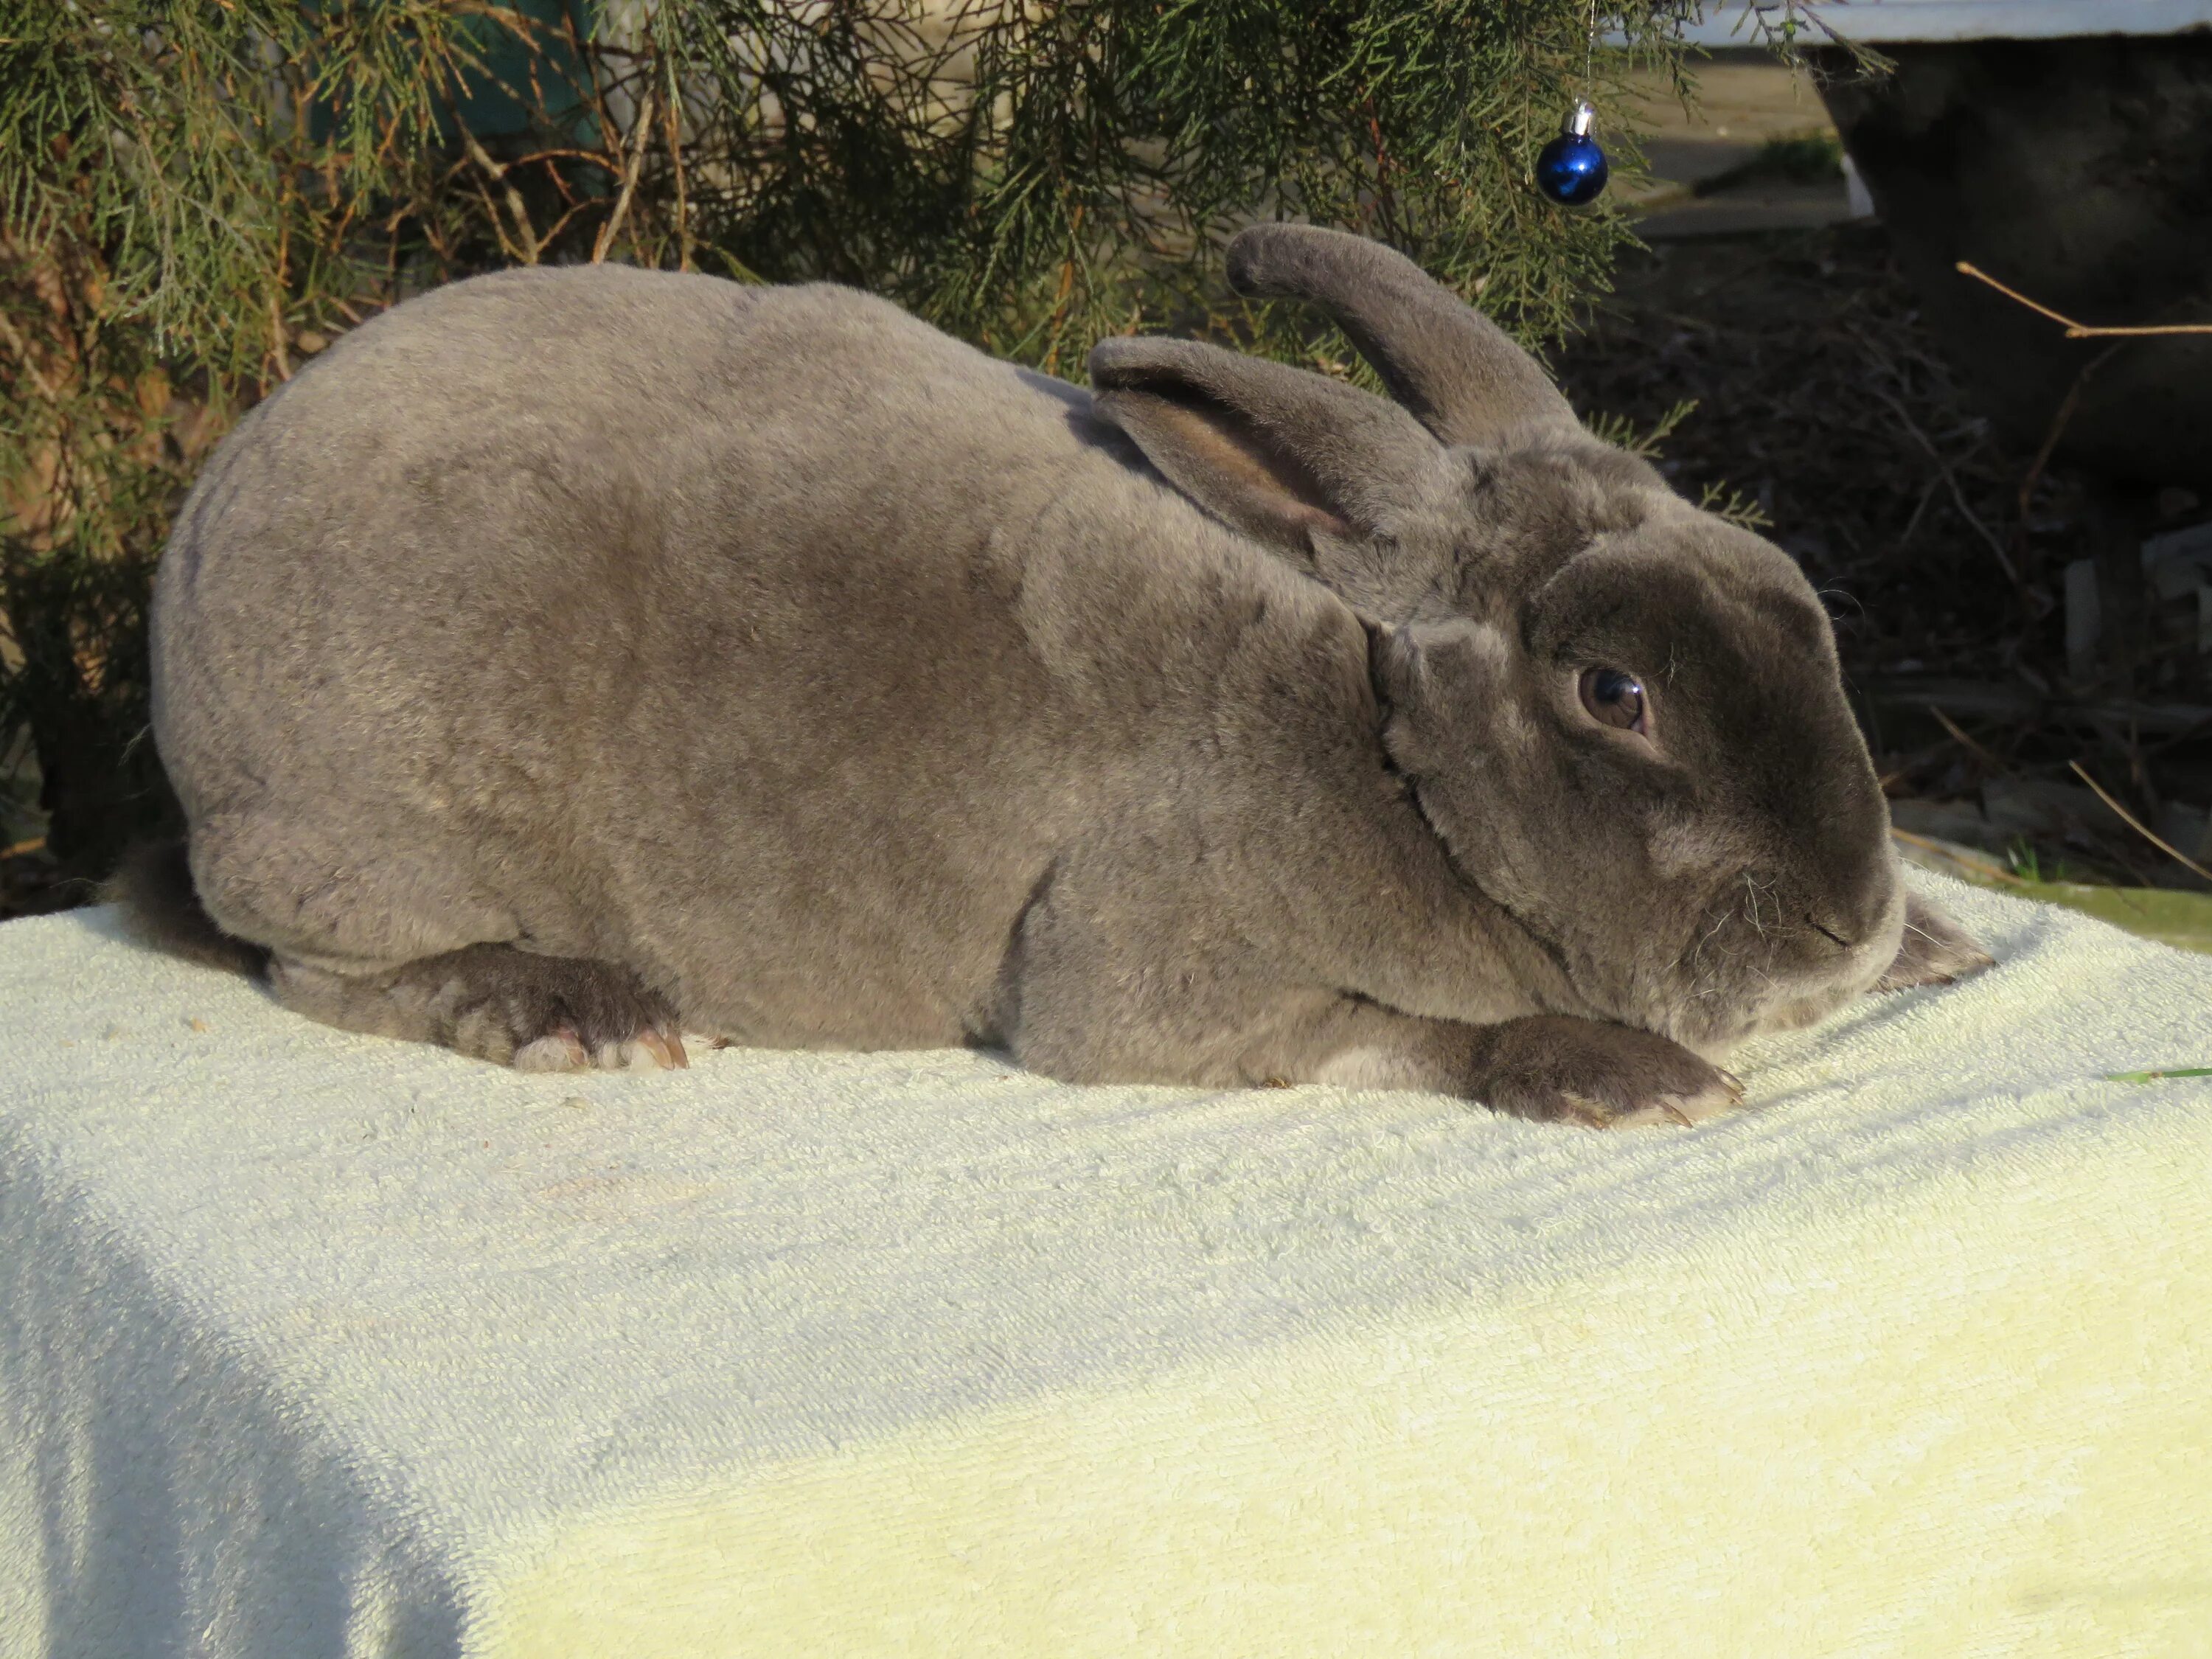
[1663,988,1863,1065]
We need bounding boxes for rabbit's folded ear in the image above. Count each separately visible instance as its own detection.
[1088,335,1450,560]
[1225,223,1584,452]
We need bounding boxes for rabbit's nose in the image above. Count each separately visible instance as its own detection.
[1809,902,1893,955]
[1807,915,1854,950]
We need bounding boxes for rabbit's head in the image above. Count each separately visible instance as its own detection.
[1091,223,1980,1051]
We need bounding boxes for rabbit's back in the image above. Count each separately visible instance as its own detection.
[152,263,1293,1044]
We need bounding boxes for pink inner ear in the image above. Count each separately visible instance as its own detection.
[1140,394,1356,543]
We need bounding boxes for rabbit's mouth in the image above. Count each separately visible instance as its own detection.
[1663,874,1907,1048]
[1749,921,1904,1035]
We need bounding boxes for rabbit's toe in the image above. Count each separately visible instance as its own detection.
[434,953,684,1071]
[515,1031,594,1072]
[514,1026,689,1073]
[596,1029,690,1071]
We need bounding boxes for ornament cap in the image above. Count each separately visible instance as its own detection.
[1565,101,1596,139]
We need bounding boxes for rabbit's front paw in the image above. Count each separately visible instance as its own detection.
[1467,1015,1745,1129]
[1874,891,1994,992]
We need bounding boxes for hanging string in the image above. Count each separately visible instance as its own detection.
[1535,1,1610,207]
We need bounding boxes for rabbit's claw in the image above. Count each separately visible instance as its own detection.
[512,1012,688,1075]
[434,950,687,1073]
[1604,1068,1744,1129]
[518,1023,689,1073]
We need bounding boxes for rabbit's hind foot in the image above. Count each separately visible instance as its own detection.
[268,944,688,1071]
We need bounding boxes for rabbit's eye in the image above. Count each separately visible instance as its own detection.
[1579,667,1648,735]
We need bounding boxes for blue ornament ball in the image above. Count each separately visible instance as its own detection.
[1536,108,1608,208]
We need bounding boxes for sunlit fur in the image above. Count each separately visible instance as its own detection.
[1356,449,1907,1056]
[139,224,1982,1121]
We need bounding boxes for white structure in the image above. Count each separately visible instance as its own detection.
[1679,0,2212,43]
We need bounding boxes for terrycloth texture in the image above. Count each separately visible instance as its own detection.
[2,872,2208,1659]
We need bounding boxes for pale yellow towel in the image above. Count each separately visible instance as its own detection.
[1,872,2208,1658]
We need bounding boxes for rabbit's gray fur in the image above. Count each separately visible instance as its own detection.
[143,226,1986,1124]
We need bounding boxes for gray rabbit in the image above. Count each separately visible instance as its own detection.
[124,225,1988,1126]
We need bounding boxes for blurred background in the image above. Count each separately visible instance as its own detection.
[4,0,2208,947]
[1563,0,2212,947]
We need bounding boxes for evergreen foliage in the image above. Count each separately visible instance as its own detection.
[1,0,1709,877]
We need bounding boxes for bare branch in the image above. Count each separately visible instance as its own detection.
[460,127,540,265]
[1957,262,2212,338]
[0,310,62,402]
[1867,385,2017,587]
[2070,761,2212,883]
[592,83,659,265]
[664,58,690,272]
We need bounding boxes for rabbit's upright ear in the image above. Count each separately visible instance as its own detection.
[1088,335,1450,560]
[1225,223,1583,452]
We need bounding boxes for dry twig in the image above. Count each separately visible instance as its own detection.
[1868,384,2017,586]
[0,310,62,401]
[1957,262,2212,338]
[663,59,690,272]
[1926,703,2005,774]
[592,83,659,264]
[461,128,540,265]
[2069,760,2212,882]
[1889,827,2025,885]
[2011,341,2123,568]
